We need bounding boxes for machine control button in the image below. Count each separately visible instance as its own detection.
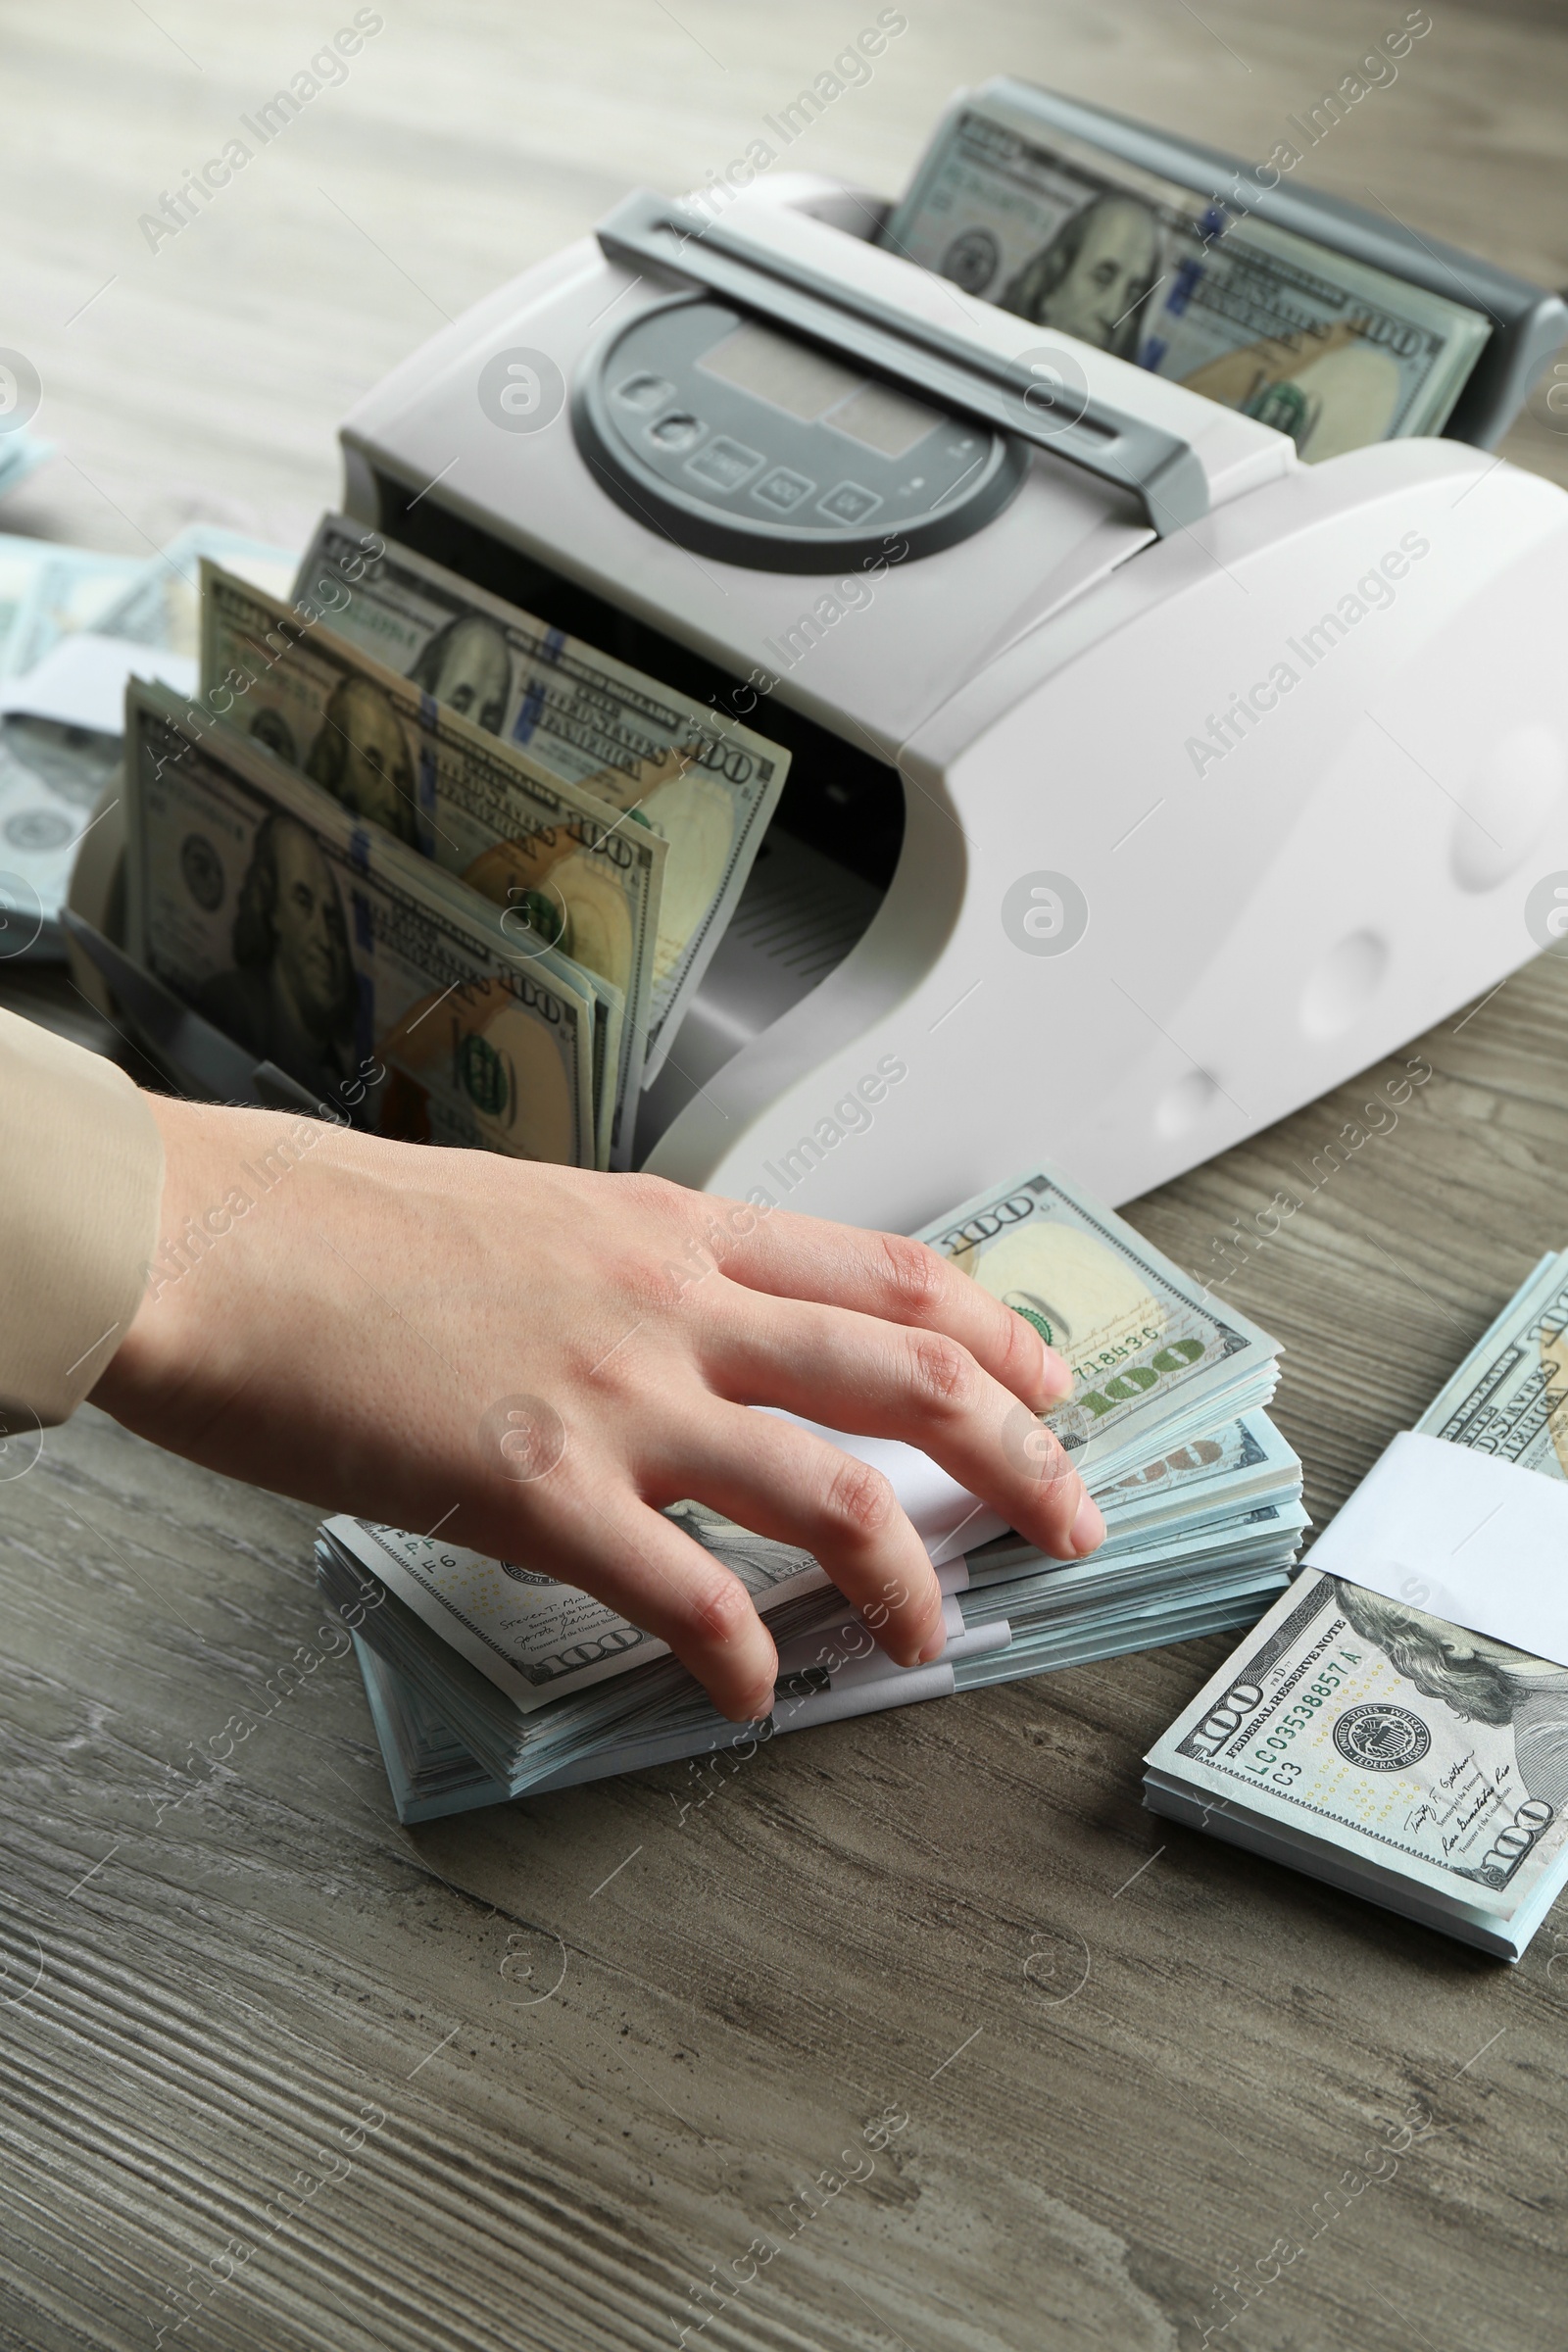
[648,411,704,451]
[818,479,882,525]
[752,466,814,513]
[685,435,764,492]
[615,371,676,410]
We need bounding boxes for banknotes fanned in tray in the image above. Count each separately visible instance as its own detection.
[119,521,795,1174]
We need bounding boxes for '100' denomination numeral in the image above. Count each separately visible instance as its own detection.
[1192,1682,1263,1755]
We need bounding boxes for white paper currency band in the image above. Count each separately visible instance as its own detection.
[1302,1431,1568,1669]
[764,1410,1006,1564]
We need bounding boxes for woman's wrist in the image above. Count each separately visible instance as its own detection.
[93,1094,355,1419]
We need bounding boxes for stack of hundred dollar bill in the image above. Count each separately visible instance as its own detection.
[1146,1253,1568,1960]
[881,77,1492,462]
[315,1167,1307,1821]
[122,516,790,1166]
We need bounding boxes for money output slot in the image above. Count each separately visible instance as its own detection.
[368,470,905,1163]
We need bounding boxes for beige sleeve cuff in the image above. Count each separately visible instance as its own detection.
[0,1008,165,1427]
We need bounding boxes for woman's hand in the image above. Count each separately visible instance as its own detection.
[95,1098,1104,1721]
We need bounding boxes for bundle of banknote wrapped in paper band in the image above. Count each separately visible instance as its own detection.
[880,78,1493,461]
[314,1165,1306,1821]
[1147,1253,1568,1961]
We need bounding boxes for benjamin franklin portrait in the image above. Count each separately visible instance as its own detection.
[409,613,513,738]
[198,811,358,1101]
[305,673,418,848]
[1336,1581,1568,1816]
[1001,190,1162,361]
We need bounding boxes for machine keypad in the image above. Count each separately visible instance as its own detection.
[577,293,1024,570]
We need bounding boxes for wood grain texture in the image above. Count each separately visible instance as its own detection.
[4,4,1568,2347]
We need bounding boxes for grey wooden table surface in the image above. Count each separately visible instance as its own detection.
[5,3,1568,2347]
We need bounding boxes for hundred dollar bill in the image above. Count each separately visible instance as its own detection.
[1414,1250,1568,1474]
[0,738,107,950]
[123,678,597,1164]
[917,1169,1281,1481]
[0,737,98,954]
[198,562,662,1160]
[321,1505,826,1714]
[0,534,89,674]
[968,1407,1302,1577]
[883,82,1492,461]
[294,515,792,1080]
[1144,1566,1568,1958]
[1097,1406,1298,1524]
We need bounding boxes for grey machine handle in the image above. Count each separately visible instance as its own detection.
[594,190,1210,538]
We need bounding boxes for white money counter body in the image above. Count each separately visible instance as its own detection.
[338,171,1568,1230]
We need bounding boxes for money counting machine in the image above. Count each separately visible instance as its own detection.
[79,87,1568,1230]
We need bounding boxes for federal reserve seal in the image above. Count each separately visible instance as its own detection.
[1333,1700,1432,1773]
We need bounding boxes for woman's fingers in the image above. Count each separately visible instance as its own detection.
[702,1290,1105,1563]
[642,1402,947,1667]
[522,1484,780,1722]
[686,1195,1070,1414]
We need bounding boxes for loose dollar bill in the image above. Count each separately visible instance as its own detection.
[318,1167,1304,1817]
[124,678,598,1164]
[917,1169,1280,1481]
[0,540,144,680]
[0,737,98,956]
[0,530,290,956]
[97,523,298,661]
[0,534,97,675]
[294,515,792,1081]
[882,81,1492,461]
[1146,1250,1568,1958]
[198,561,661,1162]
